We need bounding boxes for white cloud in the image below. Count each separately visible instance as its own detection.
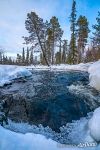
[0,0,71,54]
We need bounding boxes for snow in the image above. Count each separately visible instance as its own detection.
[0,65,32,87]
[88,61,100,91]
[51,63,91,72]
[0,118,98,150]
[27,62,92,72]
[4,116,92,145]
[89,107,100,142]
[0,125,82,150]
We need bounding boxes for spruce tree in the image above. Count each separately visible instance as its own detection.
[22,47,25,65]
[8,57,12,65]
[0,48,3,64]
[0,52,2,64]
[16,54,22,65]
[26,47,29,65]
[92,11,100,50]
[55,52,61,64]
[69,0,77,64]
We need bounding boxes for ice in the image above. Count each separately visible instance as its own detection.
[0,65,32,87]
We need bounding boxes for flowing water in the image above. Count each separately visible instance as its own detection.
[0,70,100,134]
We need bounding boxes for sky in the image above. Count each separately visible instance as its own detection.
[0,0,100,56]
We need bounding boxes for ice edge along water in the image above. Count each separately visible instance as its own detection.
[0,61,100,150]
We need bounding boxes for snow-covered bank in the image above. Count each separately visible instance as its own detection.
[0,109,99,150]
[27,62,92,72]
[88,61,100,91]
[0,125,81,150]
[0,124,98,150]
[0,65,32,87]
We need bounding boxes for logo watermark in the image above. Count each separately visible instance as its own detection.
[57,142,97,148]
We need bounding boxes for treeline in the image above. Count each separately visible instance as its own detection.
[16,47,35,66]
[0,47,36,66]
[0,0,100,66]
[0,53,15,65]
[23,0,99,65]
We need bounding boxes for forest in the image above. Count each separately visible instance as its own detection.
[0,0,100,66]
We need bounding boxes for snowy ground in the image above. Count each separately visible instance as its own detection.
[0,61,100,149]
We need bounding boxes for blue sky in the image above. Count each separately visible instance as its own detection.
[0,0,99,56]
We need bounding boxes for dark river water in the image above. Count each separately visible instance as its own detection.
[0,70,100,132]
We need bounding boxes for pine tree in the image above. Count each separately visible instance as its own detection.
[24,12,49,66]
[77,15,90,63]
[41,21,51,65]
[69,0,77,64]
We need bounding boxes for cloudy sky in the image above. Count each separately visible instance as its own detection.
[0,0,99,56]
